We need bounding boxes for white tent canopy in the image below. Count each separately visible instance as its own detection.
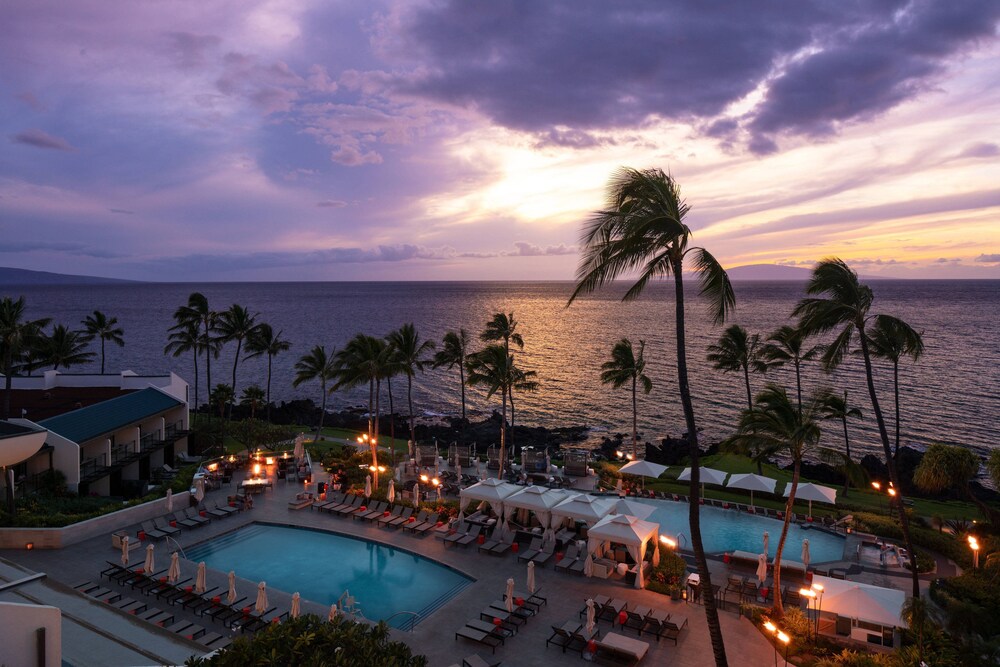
[726,473,778,505]
[586,514,660,589]
[551,494,614,526]
[505,486,573,543]
[459,478,521,535]
[677,467,729,486]
[784,482,837,517]
[619,460,667,479]
[811,574,905,629]
[606,497,656,521]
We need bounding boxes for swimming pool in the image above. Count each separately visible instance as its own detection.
[186,524,472,629]
[638,500,846,563]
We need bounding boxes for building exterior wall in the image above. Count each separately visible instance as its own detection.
[0,601,61,667]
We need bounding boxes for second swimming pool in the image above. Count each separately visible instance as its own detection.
[186,524,472,629]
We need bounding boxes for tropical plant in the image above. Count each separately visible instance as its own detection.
[866,314,925,462]
[600,338,652,458]
[818,447,868,499]
[480,312,524,458]
[902,595,929,665]
[208,384,234,454]
[213,304,258,418]
[433,329,471,425]
[730,384,821,616]
[164,322,203,411]
[989,450,1000,492]
[760,325,820,412]
[81,310,124,374]
[240,385,265,420]
[568,167,735,666]
[386,323,436,452]
[35,324,96,370]
[818,389,864,496]
[244,323,290,422]
[293,345,338,442]
[171,293,219,401]
[0,296,50,419]
[707,324,769,412]
[914,444,999,524]
[465,344,519,478]
[336,334,392,486]
[793,258,922,598]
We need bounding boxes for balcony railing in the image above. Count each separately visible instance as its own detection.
[80,453,110,481]
[111,440,139,465]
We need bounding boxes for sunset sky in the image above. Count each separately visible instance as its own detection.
[2,0,998,281]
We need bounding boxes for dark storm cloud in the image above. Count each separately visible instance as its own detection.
[389,1,1000,149]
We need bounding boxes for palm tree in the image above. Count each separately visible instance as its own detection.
[600,338,652,458]
[866,314,924,462]
[245,323,291,422]
[0,296,50,419]
[240,385,265,420]
[465,344,519,478]
[172,293,218,398]
[481,313,525,459]
[760,325,820,413]
[793,258,921,598]
[913,444,1000,524]
[214,304,259,418]
[433,329,471,427]
[164,322,203,411]
[293,345,338,442]
[336,334,392,487]
[81,310,124,374]
[37,324,96,370]
[387,324,436,455]
[818,390,864,496]
[508,364,539,463]
[208,383,234,454]
[731,384,821,617]
[901,596,928,665]
[569,168,734,666]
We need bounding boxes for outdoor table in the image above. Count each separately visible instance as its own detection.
[240,479,271,494]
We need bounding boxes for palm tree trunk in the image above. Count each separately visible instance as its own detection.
[509,390,516,468]
[964,483,1000,524]
[388,377,396,455]
[192,347,199,417]
[794,358,802,415]
[265,354,273,423]
[100,337,106,374]
[841,414,851,497]
[315,378,327,446]
[499,389,508,479]
[373,379,381,490]
[772,458,801,617]
[858,328,920,598]
[672,258,727,666]
[459,363,467,432]
[407,374,415,445]
[893,362,900,463]
[632,375,638,459]
[229,340,241,420]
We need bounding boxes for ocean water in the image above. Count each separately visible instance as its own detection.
[6,279,998,459]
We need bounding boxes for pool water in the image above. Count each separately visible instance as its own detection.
[638,499,846,563]
[186,524,472,628]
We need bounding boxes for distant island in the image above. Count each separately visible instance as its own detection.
[0,267,138,286]
[725,264,813,280]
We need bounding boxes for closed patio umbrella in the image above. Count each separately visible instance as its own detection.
[505,578,515,613]
[143,544,154,573]
[194,478,206,503]
[290,592,301,619]
[255,582,268,614]
[227,571,237,604]
[585,598,596,635]
[195,562,207,594]
[757,553,768,585]
[166,488,173,512]
[584,553,594,578]
[328,604,339,622]
[168,552,180,584]
[387,479,395,504]
[615,478,624,497]
[527,561,536,595]
[413,483,420,506]
[364,475,372,499]
[437,485,443,502]
[293,433,305,460]
[121,535,130,566]
[802,540,811,571]
[763,531,770,556]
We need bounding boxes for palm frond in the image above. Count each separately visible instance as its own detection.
[691,248,735,325]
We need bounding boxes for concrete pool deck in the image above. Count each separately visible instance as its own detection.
[2,463,884,666]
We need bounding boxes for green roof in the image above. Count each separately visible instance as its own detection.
[39,388,183,443]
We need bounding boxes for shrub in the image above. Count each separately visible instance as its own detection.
[645,545,687,596]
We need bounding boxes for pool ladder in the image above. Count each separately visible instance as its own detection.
[165,536,186,560]
[384,610,419,632]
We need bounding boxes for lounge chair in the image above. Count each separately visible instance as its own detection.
[409,512,441,536]
[622,607,651,635]
[403,510,432,533]
[288,492,315,510]
[312,492,345,512]
[455,625,502,654]
[451,526,482,548]
[138,521,168,541]
[202,503,229,519]
[330,495,363,515]
[376,505,404,527]
[141,608,174,627]
[597,598,627,622]
[466,618,514,639]
[169,511,198,530]
[400,509,429,530]
[488,600,531,623]
[153,517,180,537]
[387,507,415,528]
[149,577,192,602]
[185,506,211,526]
[354,501,387,522]
[478,528,506,553]
[517,537,544,562]
[531,541,556,566]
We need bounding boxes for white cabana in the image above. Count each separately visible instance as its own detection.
[505,486,572,543]
[586,514,660,589]
[459,478,520,533]
[551,493,614,526]
[784,482,837,517]
[619,460,667,490]
[726,473,778,506]
[811,575,906,647]
[606,497,656,521]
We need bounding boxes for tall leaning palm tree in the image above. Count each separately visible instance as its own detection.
[172,293,218,398]
[293,345,338,443]
[465,344,518,478]
[731,384,821,617]
[214,304,258,419]
[433,329,471,427]
[164,322,203,411]
[818,390,864,496]
[245,323,291,422]
[760,325,820,413]
[82,310,124,374]
[0,296,51,419]
[600,338,652,458]
[336,334,392,487]
[37,324,96,371]
[793,258,922,598]
[569,167,734,666]
[866,315,924,462]
[387,323,436,455]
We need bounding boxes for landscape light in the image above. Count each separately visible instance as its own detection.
[871,481,881,491]
[420,474,429,482]
[660,536,676,549]
[777,631,790,644]
[763,621,776,633]
[799,588,815,599]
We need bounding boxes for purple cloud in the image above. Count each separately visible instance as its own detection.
[316,200,348,208]
[11,128,75,151]
[958,142,1000,159]
[976,254,1000,263]
[165,32,221,70]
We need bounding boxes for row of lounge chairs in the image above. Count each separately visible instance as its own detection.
[581,594,687,645]
[455,586,546,654]
[138,503,238,541]
[312,492,447,536]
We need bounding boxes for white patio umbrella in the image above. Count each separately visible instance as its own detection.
[143,544,155,573]
[328,604,339,622]
[527,561,536,594]
[364,475,372,499]
[387,479,395,504]
[413,483,420,506]
[757,553,768,585]
[293,433,305,460]
[618,459,668,490]
[726,473,778,506]
[165,488,173,512]
[583,553,594,577]
[606,498,656,521]
[121,535,130,566]
[677,466,729,496]
[476,460,483,478]
[585,598,596,635]
[194,478,206,503]
[504,578,515,613]
[195,562,207,593]
[227,571,237,604]
[784,482,837,517]
[255,581,268,613]
[763,531,770,556]
[168,552,180,584]
[436,485,443,502]
[615,478,624,497]
[290,592,301,619]
[802,539,811,571]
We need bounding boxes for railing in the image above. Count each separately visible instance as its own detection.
[164,535,186,560]
[383,610,419,632]
[140,431,160,449]
[165,421,185,438]
[80,453,108,479]
[111,440,138,465]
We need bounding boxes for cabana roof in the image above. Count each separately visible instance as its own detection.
[505,485,572,511]
[588,513,659,548]
[605,497,656,521]
[459,478,520,504]
[552,493,613,524]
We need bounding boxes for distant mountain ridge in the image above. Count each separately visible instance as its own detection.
[0,267,138,286]
[725,264,813,280]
